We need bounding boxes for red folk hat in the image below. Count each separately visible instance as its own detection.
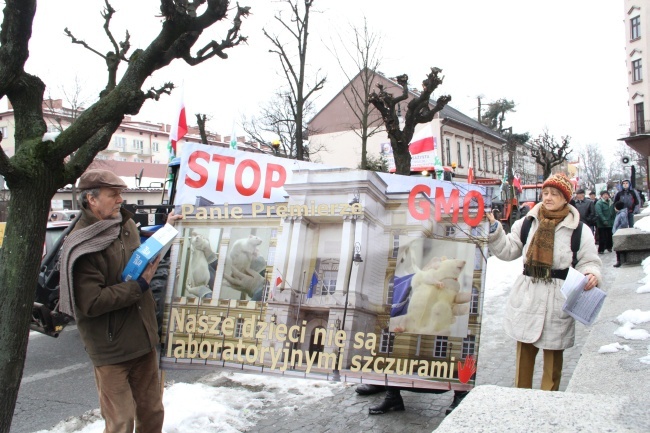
[542,173,573,203]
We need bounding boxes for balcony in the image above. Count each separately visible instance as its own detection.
[120,146,142,155]
[626,120,650,137]
[101,144,122,153]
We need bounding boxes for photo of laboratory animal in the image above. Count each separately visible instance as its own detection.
[179,228,220,299]
[219,228,273,302]
[389,237,476,337]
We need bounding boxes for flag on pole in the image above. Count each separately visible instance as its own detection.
[307,271,318,299]
[269,274,282,300]
[467,149,475,184]
[168,87,188,158]
[230,123,238,150]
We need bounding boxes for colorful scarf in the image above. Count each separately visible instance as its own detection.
[525,204,570,283]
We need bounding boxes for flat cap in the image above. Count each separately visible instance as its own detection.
[78,169,127,190]
[575,188,585,195]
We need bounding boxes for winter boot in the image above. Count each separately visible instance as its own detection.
[355,383,385,396]
[368,387,405,415]
[445,391,469,415]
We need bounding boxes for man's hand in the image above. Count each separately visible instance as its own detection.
[140,256,162,284]
[166,209,183,226]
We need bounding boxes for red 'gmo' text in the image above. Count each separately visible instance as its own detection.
[408,185,484,227]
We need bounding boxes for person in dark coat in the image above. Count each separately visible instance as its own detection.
[572,189,597,233]
[614,180,638,228]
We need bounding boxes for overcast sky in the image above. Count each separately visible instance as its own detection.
[24,0,628,157]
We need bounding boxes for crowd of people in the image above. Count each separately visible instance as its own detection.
[569,179,645,267]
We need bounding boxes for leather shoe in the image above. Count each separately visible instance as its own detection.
[368,389,404,414]
[613,262,621,268]
[355,383,385,396]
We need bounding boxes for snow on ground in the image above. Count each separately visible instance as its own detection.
[597,342,631,353]
[617,309,650,325]
[34,371,339,433]
[485,255,522,297]
[614,322,650,340]
[640,346,650,365]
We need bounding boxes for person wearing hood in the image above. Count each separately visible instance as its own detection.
[486,173,601,390]
[614,180,638,228]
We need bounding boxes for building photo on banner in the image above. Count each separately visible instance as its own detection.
[160,143,490,392]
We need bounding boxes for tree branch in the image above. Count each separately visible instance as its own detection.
[0,0,37,99]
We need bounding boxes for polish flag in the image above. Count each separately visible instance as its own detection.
[467,152,475,184]
[169,87,188,156]
[408,126,436,154]
[269,275,282,301]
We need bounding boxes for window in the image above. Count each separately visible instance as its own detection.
[319,260,338,295]
[152,142,159,152]
[267,246,276,264]
[433,336,448,358]
[0,126,7,138]
[445,139,451,165]
[95,154,108,160]
[234,318,244,338]
[636,102,645,133]
[492,152,496,172]
[484,149,488,171]
[392,234,400,258]
[477,147,481,170]
[467,144,471,167]
[445,226,456,237]
[633,59,643,82]
[631,16,641,40]
[497,153,502,174]
[114,136,126,149]
[137,200,144,205]
[379,329,395,353]
[462,335,476,359]
[271,228,278,238]
[470,287,479,315]
[133,139,144,150]
[387,275,395,305]
[134,158,145,163]
[117,157,128,161]
[457,141,462,166]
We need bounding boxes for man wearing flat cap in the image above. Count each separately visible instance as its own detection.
[571,188,596,233]
[58,169,179,432]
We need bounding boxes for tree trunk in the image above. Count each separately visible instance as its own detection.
[392,138,412,175]
[0,184,52,433]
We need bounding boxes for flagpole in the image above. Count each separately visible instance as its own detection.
[296,270,305,325]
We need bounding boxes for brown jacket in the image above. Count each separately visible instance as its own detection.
[72,207,159,366]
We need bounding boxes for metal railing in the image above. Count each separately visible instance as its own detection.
[628,120,650,136]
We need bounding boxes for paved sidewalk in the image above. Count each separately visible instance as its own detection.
[251,252,619,433]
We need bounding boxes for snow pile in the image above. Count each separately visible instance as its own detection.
[642,206,650,215]
[638,285,650,294]
[614,322,650,340]
[617,309,650,325]
[35,371,340,433]
[485,256,522,297]
[598,342,631,353]
[634,216,650,233]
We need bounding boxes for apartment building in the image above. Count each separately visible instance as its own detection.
[621,0,650,186]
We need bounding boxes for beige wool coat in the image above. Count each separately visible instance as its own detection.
[488,203,602,350]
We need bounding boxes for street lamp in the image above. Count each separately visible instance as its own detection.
[333,241,363,381]
[271,140,281,156]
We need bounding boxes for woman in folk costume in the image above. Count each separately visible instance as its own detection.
[486,173,601,390]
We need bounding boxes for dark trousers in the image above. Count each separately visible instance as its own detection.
[597,227,613,252]
[628,212,635,228]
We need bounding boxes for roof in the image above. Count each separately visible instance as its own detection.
[439,104,506,143]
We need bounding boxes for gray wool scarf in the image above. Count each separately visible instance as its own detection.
[58,214,123,318]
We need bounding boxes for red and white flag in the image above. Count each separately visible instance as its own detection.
[467,150,475,184]
[269,274,283,301]
[408,126,435,154]
[168,86,188,157]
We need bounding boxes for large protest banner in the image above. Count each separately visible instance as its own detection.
[160,143,492,391]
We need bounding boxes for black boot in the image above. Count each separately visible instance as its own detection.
[355,383,385,396]
[368,387,405,415]
[445,391,468,415]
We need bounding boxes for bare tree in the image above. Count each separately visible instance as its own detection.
[326,17,383,169]
[263,0,325,161]
[530,130,572,179]
[577,143,607,190]
[369,68,451,175]
[44,76,93,133]
[196,113,209,144]
[0,2,249,429]
[242,90,325,159]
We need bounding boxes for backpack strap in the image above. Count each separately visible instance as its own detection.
[520,216,582,268]
[571,222,583,268]
[520,216,533,246]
